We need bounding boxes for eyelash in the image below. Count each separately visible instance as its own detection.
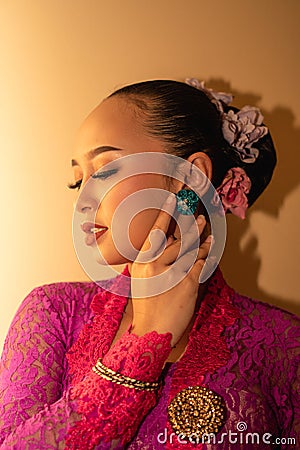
[67,168,119,191]
[67,180,82,190]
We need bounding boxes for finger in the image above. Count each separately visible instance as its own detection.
[159,215,207,265]
[190,238,216,284]
[135,228,167,263]
[198,253,218,283]
[179,214,206,255]
[194,234,213,261]
[188,257,207,284]
[138,193,176,255]
[165,235,176,248]
[171,234,213,276]
[172,248,199,275]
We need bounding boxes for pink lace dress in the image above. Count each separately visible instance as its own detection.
[0,268,299,449]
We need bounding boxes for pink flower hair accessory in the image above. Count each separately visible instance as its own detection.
[213,167,252,219]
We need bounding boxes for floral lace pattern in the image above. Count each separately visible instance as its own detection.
[66,329,172,449]
[128,288,300,449]
[165,272,240,450]
[0,281,101,448]
[0,269,299,449]
[65,268,173,448]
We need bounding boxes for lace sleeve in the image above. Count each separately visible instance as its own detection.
[66,328,172,449]
[0,284,83,448]
[0,285,172,449]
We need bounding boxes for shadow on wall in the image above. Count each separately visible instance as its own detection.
[206,78,300,316]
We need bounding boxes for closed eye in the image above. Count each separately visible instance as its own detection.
[67,168,119,191]
[68,179,82,190]
[91,168,119,179]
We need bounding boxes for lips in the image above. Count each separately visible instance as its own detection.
[81,222,108,246]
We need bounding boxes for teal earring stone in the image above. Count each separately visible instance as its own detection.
[176,189,199,215]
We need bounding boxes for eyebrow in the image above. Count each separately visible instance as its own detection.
[71,146,123,167]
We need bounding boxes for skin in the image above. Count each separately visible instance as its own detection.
[71,95,213,357]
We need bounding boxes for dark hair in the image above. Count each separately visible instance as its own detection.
[109,80,277,207]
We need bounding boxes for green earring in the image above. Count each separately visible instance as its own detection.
[176,189,199,215]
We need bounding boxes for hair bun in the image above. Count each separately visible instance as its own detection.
[185,78,277,207]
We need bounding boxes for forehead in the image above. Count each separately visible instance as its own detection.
[72,96,167,166]
[75,96,145,156]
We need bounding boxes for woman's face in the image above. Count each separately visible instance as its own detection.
[71,95,170,266]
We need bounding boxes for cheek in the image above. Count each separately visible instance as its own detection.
[99,176,165,251]
[128,208,160,249]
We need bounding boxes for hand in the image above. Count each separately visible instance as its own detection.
[128,194,212,347]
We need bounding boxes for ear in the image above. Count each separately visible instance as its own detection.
[187,152,213,181]
[171,152,213,193]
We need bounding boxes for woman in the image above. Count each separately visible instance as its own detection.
[0,79,299,449]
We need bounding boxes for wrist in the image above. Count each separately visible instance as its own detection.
[103,328,173,382]
[131,322,177,346]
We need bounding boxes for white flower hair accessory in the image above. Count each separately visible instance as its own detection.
[186,78,233,112]
[222,106,268,163]
[185,78,268,164]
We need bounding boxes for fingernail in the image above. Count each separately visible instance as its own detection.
[197,214,205,224]
[206,234,214,243]
[165,193,176,204]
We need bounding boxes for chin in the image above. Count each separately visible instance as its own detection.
[92,245,134,267]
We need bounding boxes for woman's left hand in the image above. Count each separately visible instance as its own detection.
[128,194,212,347]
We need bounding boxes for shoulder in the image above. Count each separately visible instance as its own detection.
[1,281,105,358]
[232,291,300,328]
[31,280,101,306]
[19,280,101,316]
[214,269,299,340]
[20,274,125,324]
[230,291,300,368]
[9,281,102,344]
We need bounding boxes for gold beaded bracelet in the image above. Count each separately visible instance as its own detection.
[92,359,161,391]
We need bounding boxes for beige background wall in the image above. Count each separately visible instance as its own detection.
[1,0,299,351]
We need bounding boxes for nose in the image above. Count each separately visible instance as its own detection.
[75,187,99,214]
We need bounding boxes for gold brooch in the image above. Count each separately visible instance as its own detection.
[168,386,226,439]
